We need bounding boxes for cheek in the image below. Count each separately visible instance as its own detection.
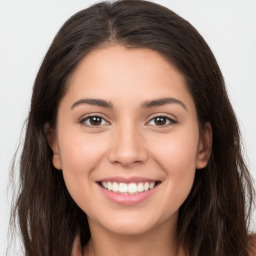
[58,133,107,203]
[59,132,108,171]
[150,131,198,204]
[152,131,199,173]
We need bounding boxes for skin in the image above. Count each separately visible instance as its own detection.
[48,45,212,256]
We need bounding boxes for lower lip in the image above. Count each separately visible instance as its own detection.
[98,184,159,206]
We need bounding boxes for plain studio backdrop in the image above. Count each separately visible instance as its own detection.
[0,0,255,254]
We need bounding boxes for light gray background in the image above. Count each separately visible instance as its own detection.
[1,0,255,254]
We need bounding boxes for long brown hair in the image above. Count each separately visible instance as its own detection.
[10,0,255,255]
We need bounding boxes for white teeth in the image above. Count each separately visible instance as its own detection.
[144,182,149,191]
[137,182,144,192]
[119,183,128,193]
[112,182,119,192]
[102,182,108,189]
[149,182,155,189]
[107,182,112,191]
[100,181,157,194]
[128,183,137,194]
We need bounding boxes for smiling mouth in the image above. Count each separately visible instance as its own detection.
[98,181,161,194]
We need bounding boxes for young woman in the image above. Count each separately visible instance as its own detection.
[10,0,255,255]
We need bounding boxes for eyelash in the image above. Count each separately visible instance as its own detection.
[79,114,110,128]
[79,114,177,128]
[146,115,177,127]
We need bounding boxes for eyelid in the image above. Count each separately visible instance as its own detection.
[145,113,177,127]
[78,112,177,128]
[79,113,111,127]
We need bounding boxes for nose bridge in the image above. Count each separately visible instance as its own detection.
[108,119,147,166]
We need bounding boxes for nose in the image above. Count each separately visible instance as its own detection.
[108,123,148,167]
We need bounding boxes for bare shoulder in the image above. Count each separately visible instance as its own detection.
[248,234,256,256]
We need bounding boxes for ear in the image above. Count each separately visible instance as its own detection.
[196,122,212,169]
[45,123,62,170]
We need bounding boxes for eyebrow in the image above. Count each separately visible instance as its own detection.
[141,97,187,110]
[71,97,187,110]
[71,98,113,109]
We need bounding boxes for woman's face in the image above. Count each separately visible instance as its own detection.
[49,45,211,236]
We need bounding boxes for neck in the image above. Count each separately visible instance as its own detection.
[83,219,184,256]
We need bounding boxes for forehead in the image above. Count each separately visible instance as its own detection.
[62,45,195,111]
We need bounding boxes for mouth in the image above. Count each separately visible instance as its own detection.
[98,180,161,195]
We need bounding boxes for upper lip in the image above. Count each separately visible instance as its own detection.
[97,176,160,183]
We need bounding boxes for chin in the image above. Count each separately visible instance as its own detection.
[105,221,156,236]
[91,210,176,237]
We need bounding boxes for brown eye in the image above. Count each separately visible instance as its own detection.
[90,116,102,125]
[81,116,108,127]
[147,116,176,127]
[154,117,168,125]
